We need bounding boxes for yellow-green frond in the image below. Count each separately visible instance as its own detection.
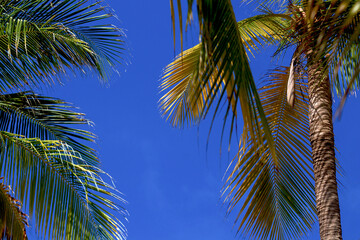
[223,67,316,239]
[160,12,289,128]
[0,132,126,240]
[160,44,203,127]
[238,13,290,56]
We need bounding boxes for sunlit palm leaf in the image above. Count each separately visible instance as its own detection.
[160,13,289,127]
[167,2,316,238]
[0,91,99,166]
[223,67,316,239]
[0,92,127,239]
[0,0,125,91]
[191,0,268,145]
[238,13,290,56]
[170,0,291,46]
[167,0,255,141]
[160,44,203,127]
[0,132,126,240]
[0,179,28,240]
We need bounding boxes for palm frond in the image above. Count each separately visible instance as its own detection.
[170,0,194,51]
[0,91,99,166]
[321,0,360,116]
[0,0,125,91]
[223,67,316,239]
[288,0,360,116]
[238,13,290,56]
[160,44,203,127]
[0,179,28,240]
[0,92,127,239]
[160,13,289,127]
[0,131,127,240]
[164,1,282,172]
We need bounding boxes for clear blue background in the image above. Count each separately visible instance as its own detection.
[32,1,360,239]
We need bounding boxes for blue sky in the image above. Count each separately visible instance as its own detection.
[36,1,360,239]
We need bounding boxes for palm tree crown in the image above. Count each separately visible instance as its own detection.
[160,0,360,239]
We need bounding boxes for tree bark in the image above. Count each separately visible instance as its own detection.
[307,62,342,240]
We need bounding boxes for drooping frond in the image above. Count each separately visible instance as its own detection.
[0,179,28,240]
[0,92,127,239]
[0,0,125,91]
[0,91,99,166]
[160,44,203,127]
[160,13,289,127]
[169,0,194,51]
[0,132,127,240]
[223,67,316,240]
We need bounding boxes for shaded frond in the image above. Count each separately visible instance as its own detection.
[0,179,28,240]
[322,0,360,115]
[223,67,316,240]
[0,132,127,240]
[169,0,195,50]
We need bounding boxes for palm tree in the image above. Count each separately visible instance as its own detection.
[160,0,360,239]
[0,0,126,239]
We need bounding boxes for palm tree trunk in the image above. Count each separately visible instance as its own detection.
[307,61,342,240]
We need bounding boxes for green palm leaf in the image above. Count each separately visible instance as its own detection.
[0,131,126,240]
[0,92,127,239]
[223,67,316,239]
[0,91,99,166]
[0,179,28,240]
[0,0,125,91]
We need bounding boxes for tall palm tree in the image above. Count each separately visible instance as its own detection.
[160,0,360,239]
[0,0,126,239]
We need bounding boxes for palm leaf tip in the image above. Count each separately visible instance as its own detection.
[159,44,204,128]
[223,67,316,239]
